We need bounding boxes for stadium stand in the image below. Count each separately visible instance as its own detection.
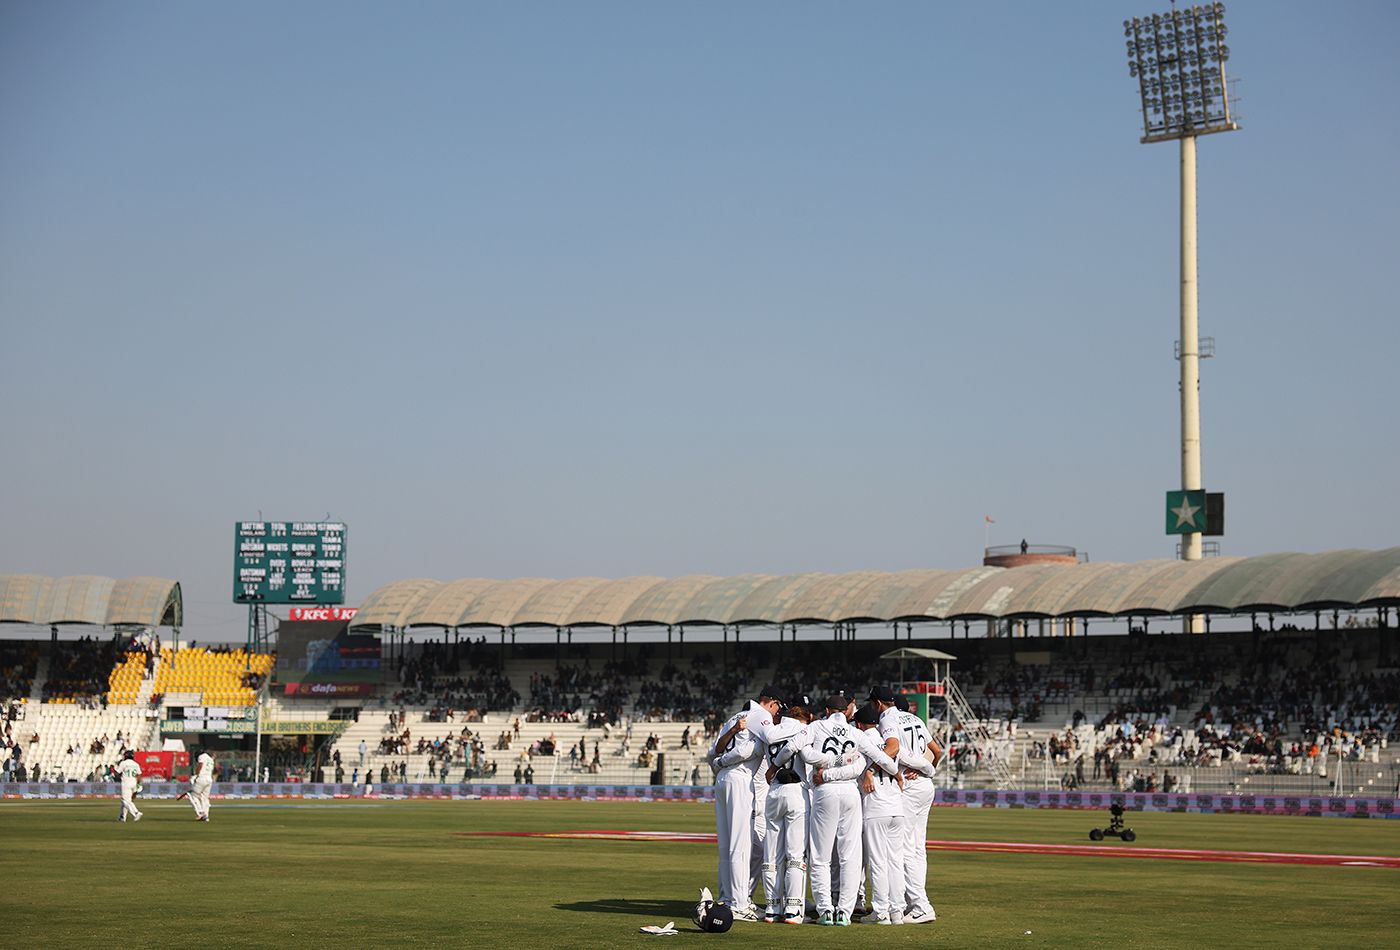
[0,642,41,704]
[7,705,157,783]
[105,649,153,706]
[42,637,122,705]
[1,636,276,785]
[2,619,1396,794]
[148,646,272,707]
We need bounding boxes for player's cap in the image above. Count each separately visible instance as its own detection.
[868,685,899,704]
[853,703,880,726]
[823,693,850,712]
[758,684,786,705]
[789,692,813,712]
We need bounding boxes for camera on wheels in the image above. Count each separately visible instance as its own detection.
[1089,802,1136,842]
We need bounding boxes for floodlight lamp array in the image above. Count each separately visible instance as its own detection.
[1125,3,1237,142]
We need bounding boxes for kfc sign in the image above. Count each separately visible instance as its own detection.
[288,606,359,621]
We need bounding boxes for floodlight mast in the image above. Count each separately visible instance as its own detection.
[1125,3,1238,585]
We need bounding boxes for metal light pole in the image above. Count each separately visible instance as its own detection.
[254,693,263,786]
[1178,130,1202,561]
[1125,3,1238,619]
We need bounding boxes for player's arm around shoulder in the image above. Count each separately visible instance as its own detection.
[794,725,831,767]
[715,729,757,769]
[709,714,746,759]
[878,709,902,759]
[856,728,900,776]
[775,725,813,767]
[819,755,867,784]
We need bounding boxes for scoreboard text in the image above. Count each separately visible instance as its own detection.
[234,521,346,604]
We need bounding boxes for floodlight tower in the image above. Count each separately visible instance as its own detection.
[1125,3,1237,576]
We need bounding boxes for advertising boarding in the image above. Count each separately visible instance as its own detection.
[276,619,381,698]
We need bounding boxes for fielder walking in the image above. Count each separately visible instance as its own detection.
[116,751,143,823]
[186,748,216,821]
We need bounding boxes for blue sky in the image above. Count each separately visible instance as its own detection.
[2,1,1397,641]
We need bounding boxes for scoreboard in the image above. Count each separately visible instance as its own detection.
[234,521,346,604]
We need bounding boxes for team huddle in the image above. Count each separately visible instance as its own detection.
[709,685,942,926]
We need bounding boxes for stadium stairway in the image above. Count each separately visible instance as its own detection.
[28,654,49,704]
[134,655,159,706]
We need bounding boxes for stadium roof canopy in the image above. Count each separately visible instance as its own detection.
[0,575,183,628]
[349,547,1400,632]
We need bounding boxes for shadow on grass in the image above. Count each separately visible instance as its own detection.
[555,898,696,920]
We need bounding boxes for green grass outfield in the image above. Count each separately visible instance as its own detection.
[3,798,1398,948]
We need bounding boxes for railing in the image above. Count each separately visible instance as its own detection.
[943,677,1017,789]
[985,544,1081,558]
[256,747,714,787]
[1007,755,1400,798]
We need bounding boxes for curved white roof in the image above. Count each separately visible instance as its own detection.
[0,575,183,627]
[349,548,1400,630]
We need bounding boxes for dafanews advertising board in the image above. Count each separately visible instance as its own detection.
[276,620,381,698]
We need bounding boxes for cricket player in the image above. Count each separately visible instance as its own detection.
[757,694,814,924]
[187,748,216,821]
[116,751,143,823]
[708,686,782,921]
[775,694,900,926]
[869,685,943,923]
[745,704,775,913]
[853,702,934,924]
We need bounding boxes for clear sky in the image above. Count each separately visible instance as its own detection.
[2,1,1397,642]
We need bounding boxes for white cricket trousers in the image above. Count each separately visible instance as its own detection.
[714,767,755,909]
[189,777,213,818]
[762,783,807,913]
[807,782,861,915]
[862,815,907,918]
[902,776,936,912]
[119,784,142,821]
[749,777,767,905]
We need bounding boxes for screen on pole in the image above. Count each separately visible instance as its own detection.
[234,522,346,604]
[274,619,382,698]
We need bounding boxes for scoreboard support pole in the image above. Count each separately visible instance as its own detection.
[246,603,272,663]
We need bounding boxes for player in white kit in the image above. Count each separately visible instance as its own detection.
[116,751,143,822]
[775,694,900,926]
[757,694,815,924]
[869,685,943,923]
[708,686,782,921]
[187,749,216,821]
[744,692,779,912]
[853,702,935,924]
